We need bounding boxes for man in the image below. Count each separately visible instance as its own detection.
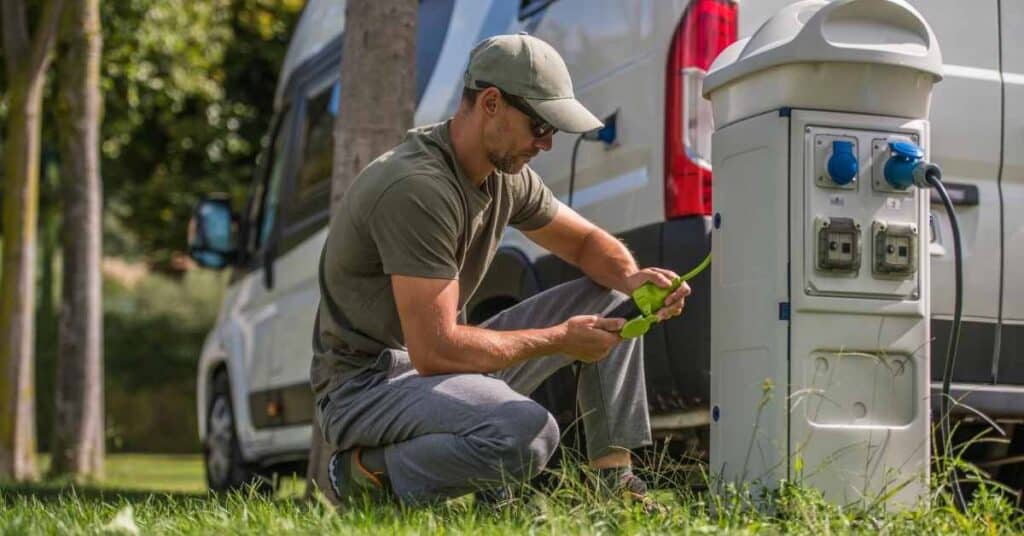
[310,33,690,506]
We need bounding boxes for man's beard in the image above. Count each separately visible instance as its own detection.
[488,148,523,174]
[488,148,537,174]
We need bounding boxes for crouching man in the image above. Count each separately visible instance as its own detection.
[310,34,690,506]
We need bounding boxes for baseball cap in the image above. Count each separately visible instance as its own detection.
[463,33,603,134]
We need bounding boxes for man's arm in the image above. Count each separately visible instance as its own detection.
[524,202,690,319]
[522,203,639,292]
[393,275,624,376]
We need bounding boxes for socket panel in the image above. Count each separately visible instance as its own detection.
[872,220,918,278]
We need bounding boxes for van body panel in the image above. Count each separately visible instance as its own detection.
[913,0,1002,324]
[196,279,277,460]
[524,0,680,231]
[264,228,327,452]
[274,0,346,110]
[996,0,1024,383]
[910,0,1007,387]
[999,1,1023,323]
[415,0,519,126]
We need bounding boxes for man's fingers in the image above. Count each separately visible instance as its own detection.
[595,316,626,332]
[662,303,684,319]
[642,269,675,288]
[664,282,692,305]
[650,267,680,282]
[657,286,687,319]
[656,303,684,321]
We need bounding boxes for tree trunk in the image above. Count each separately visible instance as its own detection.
[0,83,44,481]
[327,0,418,219]
[39,208,59,326]
[0,0,65,481]
[307,0,417,501]
[50,0,104,481]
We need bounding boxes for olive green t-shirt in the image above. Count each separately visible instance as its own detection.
[310,121,558,395]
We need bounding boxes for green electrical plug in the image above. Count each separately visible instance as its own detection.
[620,254,711,339]
[620,314,658,339]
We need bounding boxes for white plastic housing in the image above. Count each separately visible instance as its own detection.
[707,0,941,508]
[703,0,943,128]
[710,109,931,508]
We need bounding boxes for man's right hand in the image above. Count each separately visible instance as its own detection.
[559,315,626,363]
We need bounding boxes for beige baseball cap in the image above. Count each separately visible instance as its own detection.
[464,33,603,134]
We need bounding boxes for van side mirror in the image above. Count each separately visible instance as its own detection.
[188,195,238,270]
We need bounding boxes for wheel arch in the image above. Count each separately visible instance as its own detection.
[467,246,542,323]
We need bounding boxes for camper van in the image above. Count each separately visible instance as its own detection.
[188,0,1023,492]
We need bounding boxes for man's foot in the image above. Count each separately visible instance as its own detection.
[327,447,390,504]
[596,468,664,513]
[474,485,515,510]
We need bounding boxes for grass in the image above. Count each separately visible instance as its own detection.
[1,452,1022,534]
[53,454,207,494]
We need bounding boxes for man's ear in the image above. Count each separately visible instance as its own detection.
[479,87,501,116]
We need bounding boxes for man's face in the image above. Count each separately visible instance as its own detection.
[481,92,554,174]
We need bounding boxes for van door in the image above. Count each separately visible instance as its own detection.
[265,75,338,452]
[907,0,1003,383]
[231,105,297,450]
[996,1,1023,384]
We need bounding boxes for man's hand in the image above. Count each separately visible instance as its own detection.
[558,315,626,363]
[623,268,692,321]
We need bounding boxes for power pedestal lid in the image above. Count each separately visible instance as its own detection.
[703,0,943,128]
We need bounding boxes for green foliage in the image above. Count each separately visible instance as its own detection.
[100,268,226,452]
[36,265,227,453]
[102,268,225,391]
[98,0,302,266]
[6,0,301,258]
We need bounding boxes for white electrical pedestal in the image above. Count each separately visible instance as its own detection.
[703,0,943,507]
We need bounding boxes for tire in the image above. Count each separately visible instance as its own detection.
[204,370,274,494]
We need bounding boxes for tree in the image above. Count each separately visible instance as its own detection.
[22,0,301,460]
[0,0,65,481]
[306,0,417,501]
[96,0,302,269]
[49,0,104,481]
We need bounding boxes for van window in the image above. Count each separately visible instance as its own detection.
[256,108,294,251]
[520,0,556,19]
[295,82,339,201]
[416,0,455,102]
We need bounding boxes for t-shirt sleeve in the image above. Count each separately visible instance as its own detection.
[509,166,559,231]
[367,175,461,279]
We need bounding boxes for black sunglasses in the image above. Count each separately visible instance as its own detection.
[476,82,558,138]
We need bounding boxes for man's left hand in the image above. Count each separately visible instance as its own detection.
[623,268,692,321]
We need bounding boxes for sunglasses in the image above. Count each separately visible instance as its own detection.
[476,82,558,139]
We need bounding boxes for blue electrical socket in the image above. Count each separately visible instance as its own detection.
[584,110,618,145]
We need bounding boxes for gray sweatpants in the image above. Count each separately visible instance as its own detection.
[315,278,652,504]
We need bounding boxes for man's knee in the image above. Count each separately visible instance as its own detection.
[484,399,559,480]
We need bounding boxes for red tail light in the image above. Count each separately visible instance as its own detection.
[664,0,737,219]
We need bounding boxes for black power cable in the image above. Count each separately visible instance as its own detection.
[569,111,616,209]
[992,0,1006,384]
[568,133,586,208]
[925,165,968,511]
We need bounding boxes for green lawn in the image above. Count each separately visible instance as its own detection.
[0,453,1022,534]
[76,454,207,494]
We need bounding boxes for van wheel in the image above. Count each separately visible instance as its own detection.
[205,371,274,495]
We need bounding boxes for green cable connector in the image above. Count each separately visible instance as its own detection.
[620,253,712,339]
